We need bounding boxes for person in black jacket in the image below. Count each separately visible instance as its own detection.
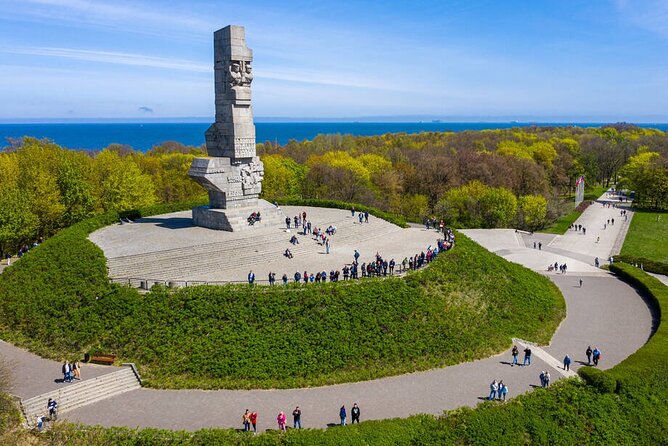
[351,402,361,424]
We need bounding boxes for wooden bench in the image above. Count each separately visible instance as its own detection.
[89,354,116,365]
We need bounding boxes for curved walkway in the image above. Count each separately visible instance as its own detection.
[0,192,655,431]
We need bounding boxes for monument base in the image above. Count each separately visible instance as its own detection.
[192,199,285,231]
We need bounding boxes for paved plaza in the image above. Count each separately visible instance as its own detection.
[0,192,659,431]
[90,205,440,284]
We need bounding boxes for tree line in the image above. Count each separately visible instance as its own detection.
[1,124,666,255]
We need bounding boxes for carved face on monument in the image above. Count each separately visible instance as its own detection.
[242,62,253,85]
[228,62,243,87]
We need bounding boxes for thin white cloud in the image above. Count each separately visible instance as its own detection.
[0,46,410,91]
[4,46,210,72]
[21,0,215,32]
[615,0,668,38]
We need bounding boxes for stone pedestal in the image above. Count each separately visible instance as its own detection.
[192,199,284,232]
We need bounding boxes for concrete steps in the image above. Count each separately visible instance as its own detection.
[21,366,141,427]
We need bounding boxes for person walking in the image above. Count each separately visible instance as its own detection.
[340,405,347,426]
[523,347,532,366]
[325,238,330,254]
[500,382,509,401]
[242,409,251,432]
[586,345,593,365]
[497,380,505,400]
[247,270,255,285]
[489,379,498,400]
[277,411,287,432]
[579,278,583,288]
[563,354,572,371]
[540,370,546,388]
[511,345,519,366]
[592,347,601,366]
[545,371,551,387]
[351,403,361,424]
[47,398,58,420]
[292,406,302,429]
[249,411,258,434]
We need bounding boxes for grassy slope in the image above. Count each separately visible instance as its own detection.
[0,207,564,390]
[620,210,668,264]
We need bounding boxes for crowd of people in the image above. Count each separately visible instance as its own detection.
[248,209,457,286]
[264,235,454,286]
[240,403,361,433]
[494,344,602,402]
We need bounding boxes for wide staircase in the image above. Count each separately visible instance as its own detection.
[107,210,405,284]
[21,365,141,427]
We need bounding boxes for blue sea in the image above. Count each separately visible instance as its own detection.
[1,122,667,152]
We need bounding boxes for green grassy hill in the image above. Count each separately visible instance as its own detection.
[0,203,564,389]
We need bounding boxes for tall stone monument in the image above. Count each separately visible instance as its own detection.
[189,25,282,231]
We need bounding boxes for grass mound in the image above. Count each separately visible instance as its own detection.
[618,210,668,274]
[0,203,564,389]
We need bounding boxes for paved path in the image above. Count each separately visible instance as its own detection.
[0,191,656,431]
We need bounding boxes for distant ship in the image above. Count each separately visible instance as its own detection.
[431,119,442,123]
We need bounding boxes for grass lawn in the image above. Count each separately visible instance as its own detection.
[542,209,582,234]
[543,185,608,234]
[621,210,668,264]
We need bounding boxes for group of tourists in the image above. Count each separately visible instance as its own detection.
[488,379,509,401]
[36,398,58,430]
[3,238,42,266]
[570,223,587,235]
[247,211,262,226]
[586,346,602,366]
[539,370,551,388]
[284,211,336,258]
[423,217,446,232]
[351,207,370,224]
[61,360,81,383]
[547,262,568,273]
[241,403,360,432]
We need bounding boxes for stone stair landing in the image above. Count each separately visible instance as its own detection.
[21,365,141,427]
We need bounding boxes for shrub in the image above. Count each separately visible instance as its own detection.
[578,366,617,393]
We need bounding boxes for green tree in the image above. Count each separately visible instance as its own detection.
[260,154,307,199]
[58,151,96,226]
[479,186,518,227]
[93,150,156,212]
[517,195,548,230]
[0,188,39,255]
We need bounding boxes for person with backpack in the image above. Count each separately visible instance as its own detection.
[592,347,601,366]
[563,354,572,371]
[47,398,58,420]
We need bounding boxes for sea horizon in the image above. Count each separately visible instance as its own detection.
[2,121,667,152]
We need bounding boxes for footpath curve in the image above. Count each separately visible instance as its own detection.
[0,192,655,431]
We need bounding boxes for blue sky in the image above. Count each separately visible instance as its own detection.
[0,0,667,121]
